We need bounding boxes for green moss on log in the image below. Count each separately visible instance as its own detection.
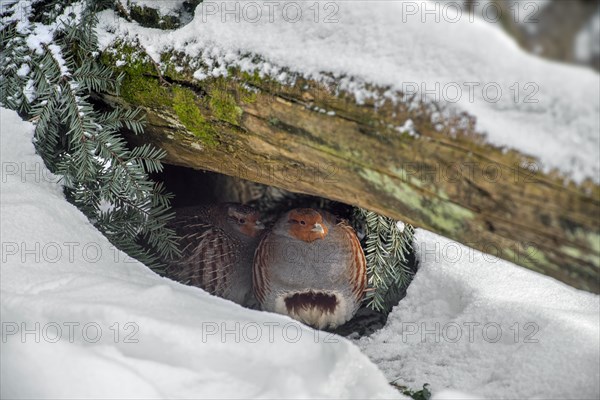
[100,42,218,145]
[172,87,217,143]
[209,90,243,126]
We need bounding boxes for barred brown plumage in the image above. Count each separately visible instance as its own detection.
[253,208,367,329]
[164,203,264,307]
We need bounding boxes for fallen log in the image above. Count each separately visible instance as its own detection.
[98,44,600,293]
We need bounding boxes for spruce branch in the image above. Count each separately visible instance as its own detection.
[0,0,180,269]
[354,208,416,313]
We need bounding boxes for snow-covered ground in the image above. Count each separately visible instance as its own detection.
[0,107,400,399]
[2,105,598,398]
[356,229,600,399]
[95,0,600,183]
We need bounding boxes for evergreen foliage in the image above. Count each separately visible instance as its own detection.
[354,208,416,313]
[1,0,180,268]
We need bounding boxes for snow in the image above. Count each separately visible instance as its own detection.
[354,229,600,399]
[432,389,485,400]
[46,43,70,76]
[0,107,400,399]
[96,0,600,183]
[3,1,83,57]
[2,106,598,398]
[396,119,417,137]
[23,79,36,103]
[25,24,54,54]
[16,64,30,77]
[396,221,406,233]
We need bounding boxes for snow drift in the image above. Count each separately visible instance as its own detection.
[356,229,600,399]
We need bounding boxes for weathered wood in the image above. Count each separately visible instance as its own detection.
[99,50,600,293]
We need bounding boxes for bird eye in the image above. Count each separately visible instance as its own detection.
[239,218,246,224]
[300,220,306,225]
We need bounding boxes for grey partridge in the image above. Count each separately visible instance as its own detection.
[253,208,367,329]
[165,203,264,307]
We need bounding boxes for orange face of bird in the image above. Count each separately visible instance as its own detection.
[227,208,264,238]
[287,209,329,242]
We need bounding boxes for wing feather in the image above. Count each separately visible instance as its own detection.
[252,233,272,305]
[338,220,367,301]
[166,216,237,297]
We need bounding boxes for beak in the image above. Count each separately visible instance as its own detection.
[311,223,325,234]
[254,221,265,230]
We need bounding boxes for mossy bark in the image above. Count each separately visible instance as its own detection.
[99,49,600,293]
